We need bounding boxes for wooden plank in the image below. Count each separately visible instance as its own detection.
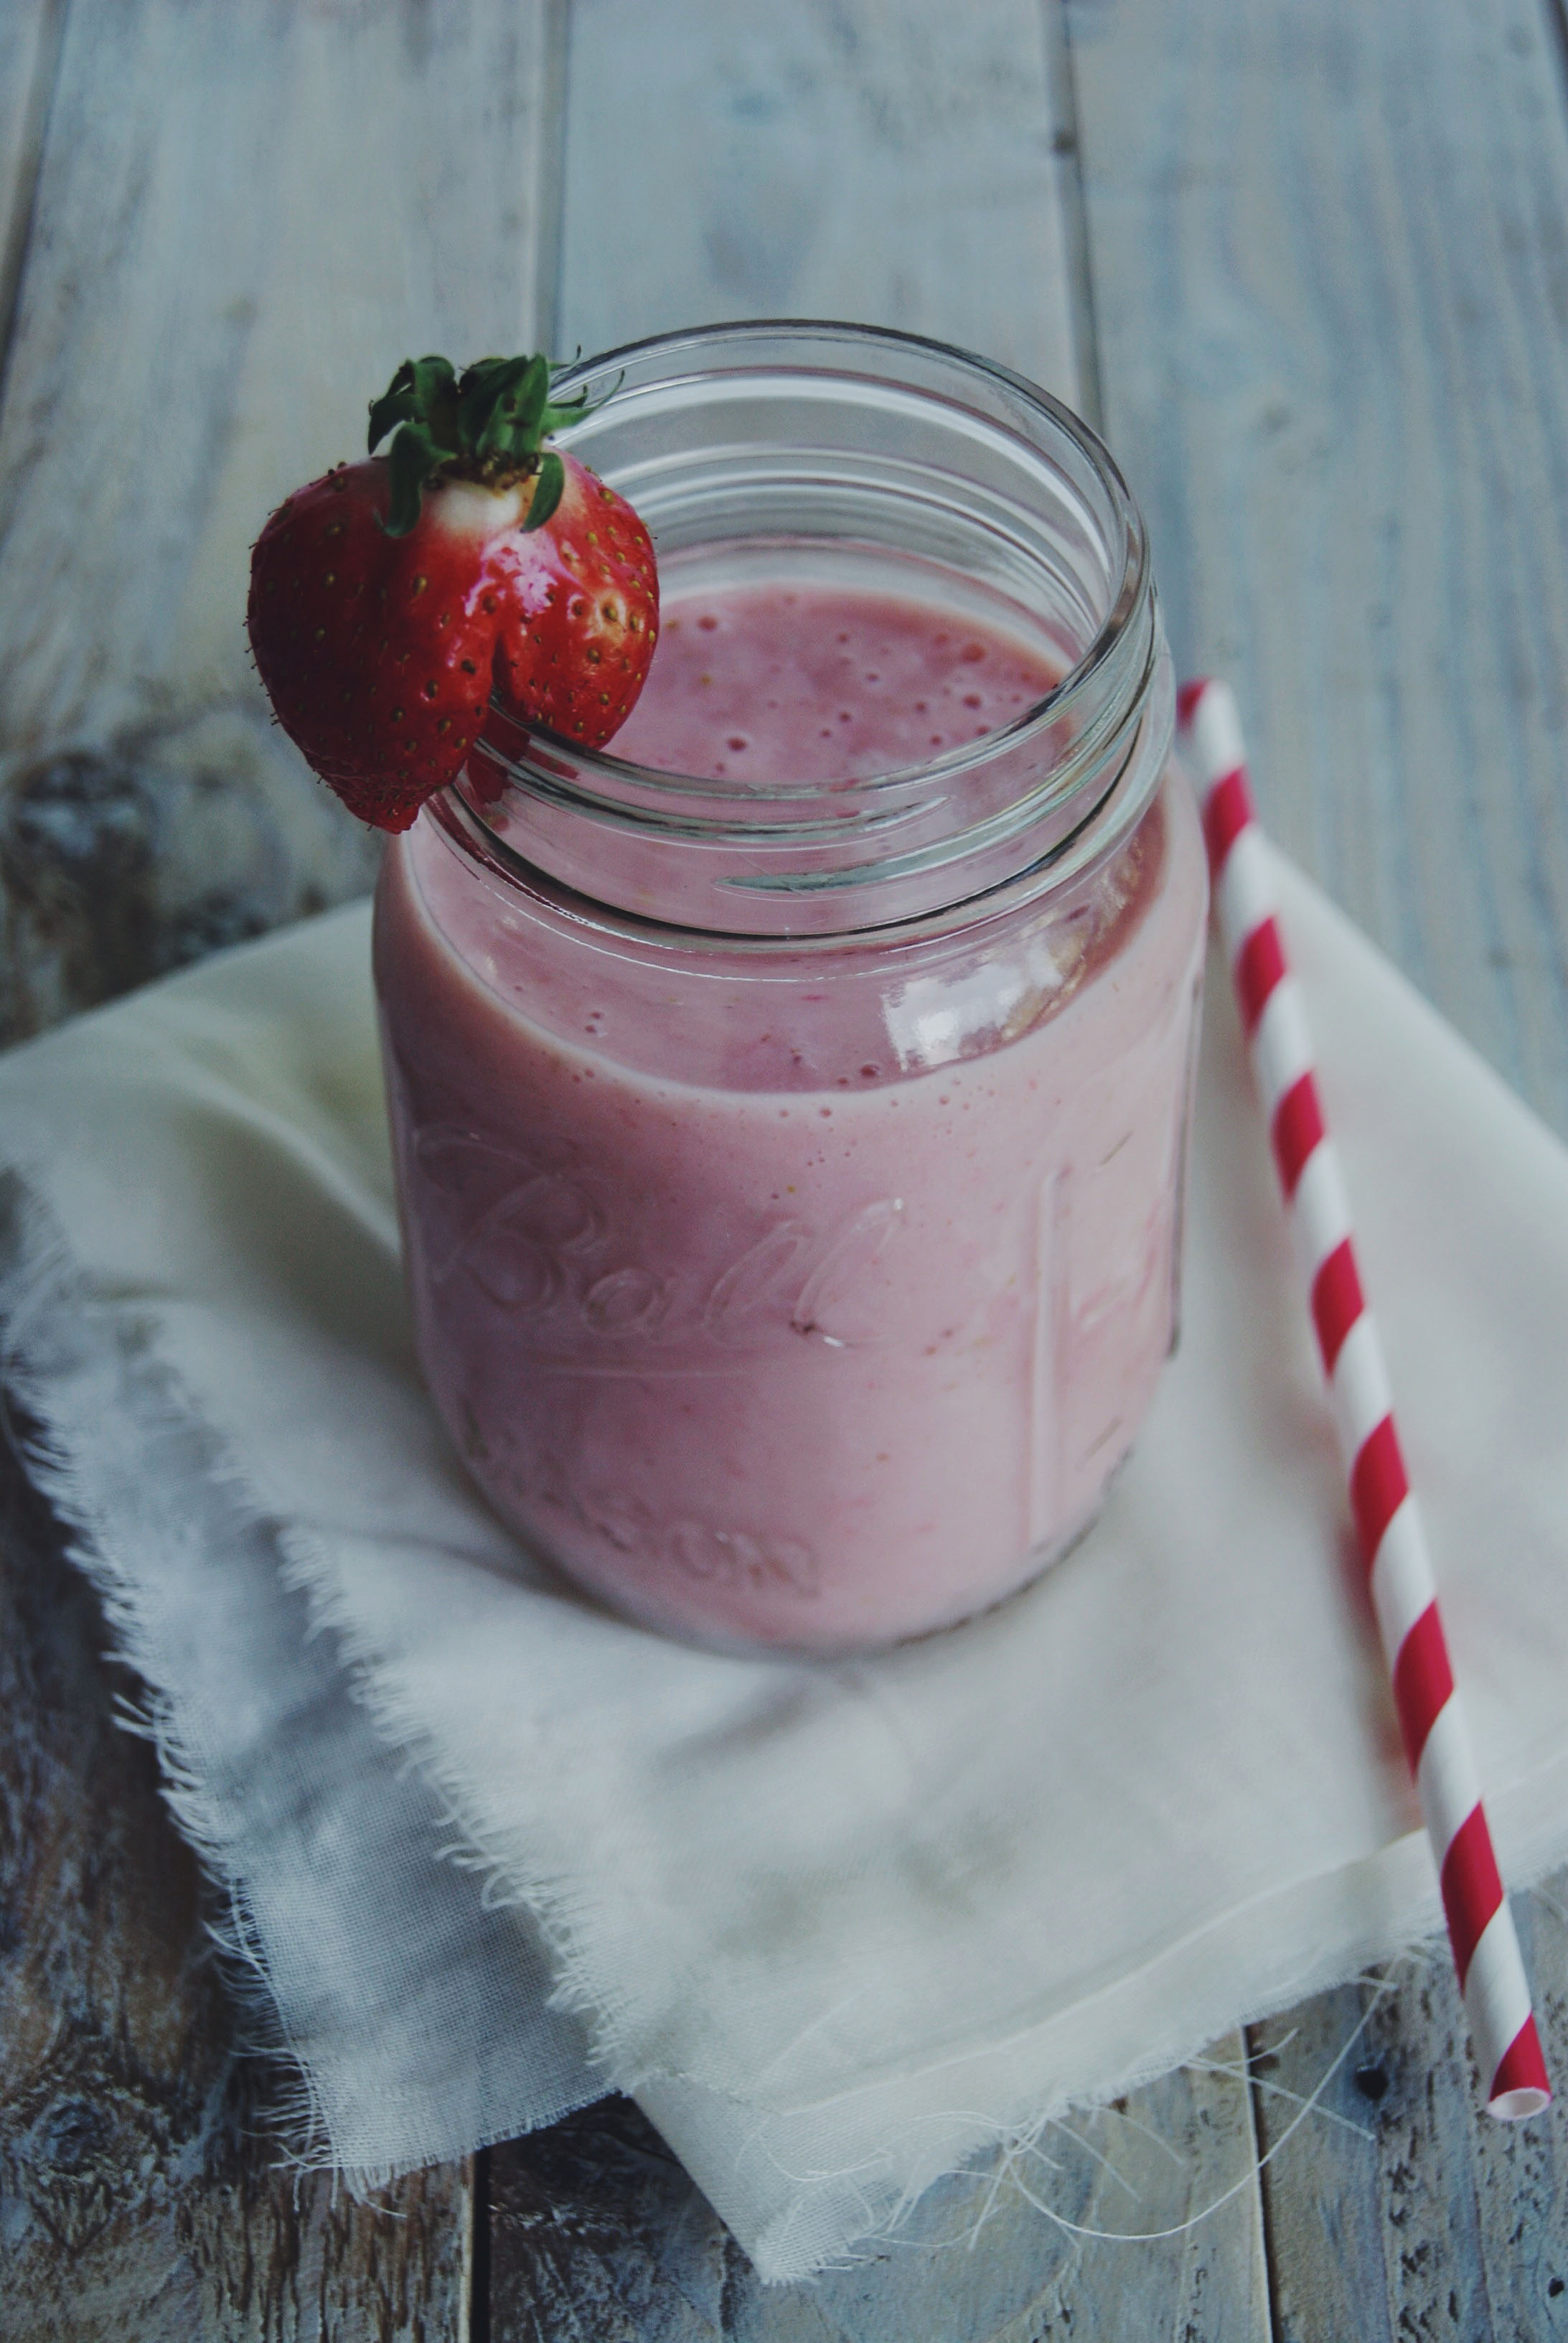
[0,0,564,1044]
[0,0,563,2327]
[556,0,1082,398]
[1066,0,1568,2324]
[1065,0,1568,1139]
[490,2040,1268,2339]
[1248,1868,1568,2339]
[0,1421,474,2341]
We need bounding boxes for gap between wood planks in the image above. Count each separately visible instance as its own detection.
[0,0,68,414]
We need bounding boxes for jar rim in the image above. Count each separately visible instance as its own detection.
[440,319,1165,940]
[427,659,1176,960]
[479,319,1150,803]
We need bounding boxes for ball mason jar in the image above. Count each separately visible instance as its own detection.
[373,322,1208,1654]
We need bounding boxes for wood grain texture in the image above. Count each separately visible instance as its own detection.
[0,0,65,388]
[0,0,563,2327]
[0,0,565,1044]
[1070,0,1568,2321]
[6,1,1564,2335]
[489,2043,1267,2342]
[556,0,1082,398]
[1066,0,1568,1139]
[1248,1869,1568,2340]
[0,1419,473,2342]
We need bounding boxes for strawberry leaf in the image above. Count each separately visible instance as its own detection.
[469,354,551,464]
[521,451,565,533]
[541,366,620,435]
[367,360,418,453]
[458,355,533,455]
[382,423,448,537]
[410,355,460,449]
[369,355,460,455]
[490,354,551,459]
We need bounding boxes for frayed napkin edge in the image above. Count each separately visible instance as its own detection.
[6,1164,1567,2283]
[0,1177,583,2193]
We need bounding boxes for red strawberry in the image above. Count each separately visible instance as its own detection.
[246,354,658,832]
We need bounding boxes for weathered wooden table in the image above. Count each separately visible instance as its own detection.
[4,2,1568,2334]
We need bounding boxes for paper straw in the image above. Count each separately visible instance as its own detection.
[1178,676,1550,2121]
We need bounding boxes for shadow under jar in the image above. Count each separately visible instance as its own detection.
[373,322,1208,1654]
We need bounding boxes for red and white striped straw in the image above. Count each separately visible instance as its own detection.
[1179,675,1550,2120]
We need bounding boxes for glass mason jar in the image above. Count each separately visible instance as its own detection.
[373,322,1208,1654]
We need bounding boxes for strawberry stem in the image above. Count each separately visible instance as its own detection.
[367,351,597,537]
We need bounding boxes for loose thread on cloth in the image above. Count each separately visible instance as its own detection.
[730,1968,1404,2273]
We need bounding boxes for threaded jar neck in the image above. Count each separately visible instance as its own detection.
[433,322,1170,943]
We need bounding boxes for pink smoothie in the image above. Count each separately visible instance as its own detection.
[375,582,1208,1650]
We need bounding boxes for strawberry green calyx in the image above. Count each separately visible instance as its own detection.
[248,355,657,831]
[367,351,596,537]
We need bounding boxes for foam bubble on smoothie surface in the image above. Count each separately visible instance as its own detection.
[611,585,1059,784]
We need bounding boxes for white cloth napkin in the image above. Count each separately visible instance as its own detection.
[3,850,1567,2283]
